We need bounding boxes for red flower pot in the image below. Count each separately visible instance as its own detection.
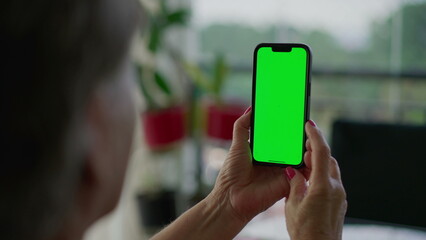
[206,103,246,141]
[142,106,185,149]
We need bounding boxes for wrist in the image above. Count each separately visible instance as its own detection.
[291,231,341,240]
[204,189,249,231]
[151,190,249,240]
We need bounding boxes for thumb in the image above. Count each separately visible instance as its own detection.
[230,106,251,148]
[285,167,306,203]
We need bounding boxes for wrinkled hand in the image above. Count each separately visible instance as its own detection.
[284,121,347,240]
[209,108,290,224]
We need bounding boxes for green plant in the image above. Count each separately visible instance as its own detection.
[136,0,189,110]
[185,55,229,107]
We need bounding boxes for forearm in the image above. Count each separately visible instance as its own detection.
[151,193,247,240]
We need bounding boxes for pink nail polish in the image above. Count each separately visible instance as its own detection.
[285,167,295,180]
[244,106,252,115]
[308,120,316,127]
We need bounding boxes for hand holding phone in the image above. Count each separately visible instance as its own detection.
[284,122,347,240]
[250,43,311,168]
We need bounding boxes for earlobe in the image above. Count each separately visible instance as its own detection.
[76,155,99,213]
[72,63,137,227]
[73,92,110,223]
[82,93,103,190]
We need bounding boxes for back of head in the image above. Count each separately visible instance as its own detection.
[0,0,139,239]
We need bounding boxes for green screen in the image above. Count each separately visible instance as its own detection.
[253,45,308,166]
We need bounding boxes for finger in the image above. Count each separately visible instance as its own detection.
[231,107,252,147]
[303,150,312,170]
[284,168,307,203]
[301,151,312,180]
[306,138,312,152]
[305,120,331,183]
[264,166,291,198]
[329,157,342,182]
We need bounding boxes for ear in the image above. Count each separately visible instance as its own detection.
[75,71,137,223]
[74,91,113,224]
[73,63,136,229]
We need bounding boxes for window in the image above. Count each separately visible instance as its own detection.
[191,0,426,137]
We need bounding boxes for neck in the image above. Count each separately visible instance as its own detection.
[51,230,84,240]
[48,215,89,240]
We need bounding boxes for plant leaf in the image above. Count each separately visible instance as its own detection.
[166,9,189,26]
[184,62,214,93]
[212,55,229,97]
[154,71,172,97]
[148,23,161,52]
[136,64,157,109]
[159,0,168,16]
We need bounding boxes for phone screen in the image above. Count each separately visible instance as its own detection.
[251,44,310,167]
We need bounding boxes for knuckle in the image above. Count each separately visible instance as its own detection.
[317,145,331,157]
[343,199,348,211]
[309,189,331,201]
[310,180,346,202]
[329,157,340,170]
[330,157,338,166]
[332,181,347,201]
[232,123,240,137]
[336,187,347,200]
[233,118,242,130]
[310,182,333,196]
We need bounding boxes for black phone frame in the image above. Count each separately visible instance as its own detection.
[250,43,312,168]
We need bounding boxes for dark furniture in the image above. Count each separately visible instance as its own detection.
[331,120,426,229]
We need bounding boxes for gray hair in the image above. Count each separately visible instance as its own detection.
[0,0,140,239]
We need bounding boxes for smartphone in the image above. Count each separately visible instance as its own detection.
[250,43,311,168]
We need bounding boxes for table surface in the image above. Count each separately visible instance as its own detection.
[84,177,426,240]
[236,200,426,240]
[83,131,426,240]
[84,157,426,240]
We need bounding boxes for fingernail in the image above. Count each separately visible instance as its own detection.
[308,120,316,127]
[284,167,296,180]
[244,106,252,115]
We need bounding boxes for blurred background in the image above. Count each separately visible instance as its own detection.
[85,0,426,239]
